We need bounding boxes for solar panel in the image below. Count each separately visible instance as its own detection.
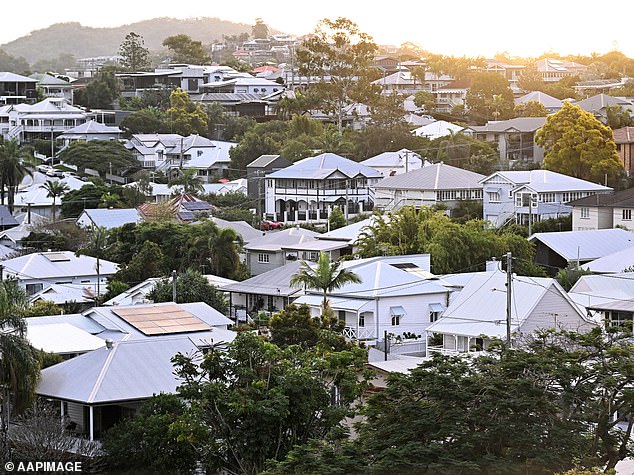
[111,305,211,336]
[44,252,71,262]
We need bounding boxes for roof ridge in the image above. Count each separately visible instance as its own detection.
[87,344,119,403]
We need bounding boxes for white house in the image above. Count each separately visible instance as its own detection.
[426,269,594,356]
[76,208,143,230]
[292,255,448,343]
[569,187,634,231]
[359,149,422,177]
[264,153,383,224]
[412,120,464,140]
[58,120,122,147]
[1,251,119,295]
[481,170,612,227]
[372,163,484,213]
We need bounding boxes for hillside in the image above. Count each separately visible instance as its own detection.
[1,17,258,64]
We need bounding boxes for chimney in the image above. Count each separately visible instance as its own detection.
[486,258,499,272]
[105,339,114,350]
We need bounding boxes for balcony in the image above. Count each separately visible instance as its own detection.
[427,345,459,356]
[343,327,375,340]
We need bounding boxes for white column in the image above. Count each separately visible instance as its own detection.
[89,406,94,441]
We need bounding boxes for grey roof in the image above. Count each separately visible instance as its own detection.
[514,91,562,109]
[427,270,588,338]
[373,163,485,191]
[0,205,19,227]
[568,187,634,208]
[61,120,122,135]
[574,94,633,112]
[31,73,71,86]
[37,337,208,404]
[212,217,262,243]
[360,149,422,169]
[569,273,634,313]
[468,117,546,133]
[582,247,634,274]
[221,260,304,297]
[529,229,634,262]
[78,208,142,230]
[317,218,376,243]
[247,154,282,168]
[481,170,612,193]
[267,153,382,180]
[2,251,119,280]
[244,227,321,251]
[0,72,37,83]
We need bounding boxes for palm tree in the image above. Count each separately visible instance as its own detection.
[76,225,109,298]
[208,227,242,278]
[0,140,33,213]
[290,252,361,313]
[168,169,205,195]
[0,280,40,447]
[42,179,69,222]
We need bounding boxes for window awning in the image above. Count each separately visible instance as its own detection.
[390,305,406,316]
[429,303,445,313]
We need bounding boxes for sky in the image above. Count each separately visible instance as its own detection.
[2,1,632,59]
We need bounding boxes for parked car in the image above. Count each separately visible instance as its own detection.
[261,220,284,231]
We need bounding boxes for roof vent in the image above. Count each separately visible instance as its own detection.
[105,339,114,350]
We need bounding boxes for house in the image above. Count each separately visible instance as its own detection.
[221,261,305,320]
[13,174,92,219]
[31,73,74,103]
[137,193,214,223]
[243,226,320,276]
[434,79,471,114]
[201,76,284,96]
[582,247,634,274]
[292,254,448,343]
[0,72,38,106]
[528,228,634,271]
[467,117,547,164]
[76,208,143,230]
[1,251,119,295]
[568,273,634,321]
[514,91,562,114]
[534,58,587,82]
[30,283,97,308]
[1,97,91,143]
[247,154,292,219]
[0,205,19,230]
[481,170,612,227]
[58,120,122,147]
[124,133,236,181]
[484,60,525,91]
[372,163,484,213]
[426,269,593,356]
[573,94,634,124]
[612,127,634,175]
[359,149,422,177]
[372,70,453,96]
[412,120,464,140]
[211,217,262,244]
[264,153,383,224]
[569,187,634,231]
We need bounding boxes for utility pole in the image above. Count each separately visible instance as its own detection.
[172,270,177,302]
[344,179,349,225]
[505,252,512,347]
[404,150,410,174]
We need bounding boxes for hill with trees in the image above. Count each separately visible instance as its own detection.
[0,17,263,65]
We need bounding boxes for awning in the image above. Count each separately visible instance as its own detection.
[390,305,406,316]
[429,303,445,313]
[320,196,344,203]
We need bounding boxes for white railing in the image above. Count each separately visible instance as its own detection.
[427,345,460,356]
[390,339,426,355]
[343,327,375,340]
[7,124,22,140]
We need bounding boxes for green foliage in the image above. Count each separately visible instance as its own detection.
[170,331,367,474]
[42,179,69,222]
[450,199,483,224]
[466,71,515,122]
[114,241,165,285]
[514,100,549,117]
[102,393,198,474]
[168,168,205,195]
[413,91,436,112]
[297,17,379,131]
[556,265,593,291]
[120,107,170,135]
[37,350,63,369]
[167,88,208,136]
[23,300,62,318]
[269,304,323,348]
[428,131,498,173]
[252,18,269,39]
[21,222,90,252]
[535,102,624,184]
[328,206,346,230]
[148,268,228,314]
[162,34,211,64]
[73,71,119,109]
[0,139,34,213]
[357,207,544,276]
[58,140,140,177]
[605,104,634,129]
[118,32,150,71]
[101,280,130,303]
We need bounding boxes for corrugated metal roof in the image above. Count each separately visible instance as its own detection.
[27,322,105,354]
[373,163,485,191]
[221,260,304,296]
[468,117,546,133]
[267,153,382,180]
[514,91,562,109]
[529,228,634,262]
[2,251,119,280]
[79,208,142,230]
[243,227,320,251]
[583,247,634,274]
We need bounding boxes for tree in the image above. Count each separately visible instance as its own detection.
[605,104,634,129]
[114,240,165,285]
[148,268,227,314]
[171,331,367,474]
[168,168,205,195]
[118,32,150,71]
[297,17,379,132]
[120,107,170,135]
[76,225,109,298]
[73,71,119,109]
[252,18,269,39]
[413,91,436,113]
[535,102,624,184]
[42,179,69,222]
[290,252,361,313]
[162,34,211,64]
[514,100,549,117]
[328,206,346,230]
[101,394,197,474]
[466,71,515,122]
[0,280,40,452]
[269,304,322,349]
[207,227,242,277]
[167,88,208,136]
[58,140,140,177]
[0,139,33,213]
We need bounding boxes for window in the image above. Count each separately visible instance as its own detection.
[487,191,500,202]
[358,313,365,327]
[258,253,270,263]
[267,295,275,309]
[391,315,401,326]
[197,150,203,157]
[607,311,633,328]
[623,209,632,221]
[338,310,346,323]
[580,207,590,219]
[429,303,444,322]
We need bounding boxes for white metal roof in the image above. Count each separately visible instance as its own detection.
[412,120,464,139]
[78,208,142,230]
[243,227,320,251]
[2,251,119,280]
[267,153,382,180]
[373,162,485,191]
[292,294,373,312]
[529,229,634,262]
[27,322,105,354]
[583,247,634,274]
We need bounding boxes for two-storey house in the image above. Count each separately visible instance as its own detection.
[264,153,383,224]
[481,170,612,227]
[570,187,634,231]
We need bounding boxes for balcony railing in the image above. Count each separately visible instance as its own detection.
[343,327,375,340]
[427,345,459,356]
